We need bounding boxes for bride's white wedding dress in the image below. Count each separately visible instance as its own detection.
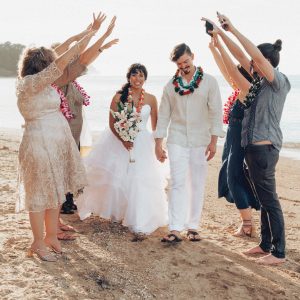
[77,104,168,234]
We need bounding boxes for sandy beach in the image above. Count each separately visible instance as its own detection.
[0,128,299,300]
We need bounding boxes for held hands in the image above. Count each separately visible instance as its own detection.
[205,142,217,161]
[155,144,167,163]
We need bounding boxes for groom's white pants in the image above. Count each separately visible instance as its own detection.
[167,144,208,232]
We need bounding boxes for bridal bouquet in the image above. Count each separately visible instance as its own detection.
[110,102,142,162]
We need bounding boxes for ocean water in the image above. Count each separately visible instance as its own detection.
[1,74,299,143]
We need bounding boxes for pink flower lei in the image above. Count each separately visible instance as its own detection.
[223,89,240,124]
[51,80,90,120]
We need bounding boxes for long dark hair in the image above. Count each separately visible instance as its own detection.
[118,63,148,104]
[237,65,253,83]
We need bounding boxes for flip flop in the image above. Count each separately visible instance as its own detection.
[187,230,201,242]
[59,224,75,232]
[57,232,76,241]
[161,233,182,244]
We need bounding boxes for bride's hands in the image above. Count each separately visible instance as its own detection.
[155,144,167,163]
[122,141,133,151]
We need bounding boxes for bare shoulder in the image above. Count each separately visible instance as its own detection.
[144,92,157,107]
[110,93,122,109]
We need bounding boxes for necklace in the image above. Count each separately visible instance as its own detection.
[243,77,262,108]
[223,89,240,124]
[127,88,145,113]
[51,81,90,120]
[172,66,204,96]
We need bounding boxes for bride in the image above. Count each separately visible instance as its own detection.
[77,63,168,235]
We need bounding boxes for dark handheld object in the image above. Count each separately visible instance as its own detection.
[216,11,229,31]
[205,21,214,37]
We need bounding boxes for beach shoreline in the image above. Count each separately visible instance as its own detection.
[0,128,300,299]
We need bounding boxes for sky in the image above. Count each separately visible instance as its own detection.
[1,0,299,76]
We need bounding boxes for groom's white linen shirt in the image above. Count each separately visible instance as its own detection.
[154,73,224,147]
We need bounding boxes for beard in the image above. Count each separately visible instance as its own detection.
[180,66,191,75]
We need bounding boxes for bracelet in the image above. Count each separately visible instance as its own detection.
[98,48,103,53]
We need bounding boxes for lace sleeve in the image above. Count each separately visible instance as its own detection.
[54,56,87,87]
[16,62,63,98]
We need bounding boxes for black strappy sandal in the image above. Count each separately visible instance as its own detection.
[186,230,201,242]
[161,233,182,244]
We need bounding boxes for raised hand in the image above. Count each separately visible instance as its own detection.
[91,12,107,31]
[216,12,234,32]
[209,36,218,50]
[103,16,117,38]
[101,38,119,50]
[201,17,221,35]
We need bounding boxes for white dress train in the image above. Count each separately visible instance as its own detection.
[77,104,168,234]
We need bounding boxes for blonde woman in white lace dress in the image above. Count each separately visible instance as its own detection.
[16,32,94,261]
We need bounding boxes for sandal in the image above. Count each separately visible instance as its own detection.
[59,223,75,232]
[57,231,76,241]
[161,233,182,244]
[187,230,201,242]
[233,219,255,238]
[27,248,57,262]
[131,233,147,242]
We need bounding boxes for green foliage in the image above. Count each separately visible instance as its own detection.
[0,41,25,77]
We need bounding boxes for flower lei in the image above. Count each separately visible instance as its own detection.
[223,89,240,124]
[127,88,145,113]
[172,66,204,96]
[243,77,262,109]
[51,80,90,120]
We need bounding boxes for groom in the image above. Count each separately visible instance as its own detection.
[154,43,224,243]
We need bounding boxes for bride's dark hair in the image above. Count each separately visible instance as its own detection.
[118,63,148,104]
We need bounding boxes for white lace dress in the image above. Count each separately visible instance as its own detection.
[16,62,87,212]
[77,104,168,234]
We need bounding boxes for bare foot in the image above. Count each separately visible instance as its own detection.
[242,245,269,256]
[256,254,285,265]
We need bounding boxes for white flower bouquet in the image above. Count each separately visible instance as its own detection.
[110,102,142,162]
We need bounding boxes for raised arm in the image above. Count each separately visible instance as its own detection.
[17,31,95,98]
[217,13,274,82]
[54,12,106,56]
[213,35,251,95]
[79,16,118,66]
[202,17,252,75]
[209,37,235,89]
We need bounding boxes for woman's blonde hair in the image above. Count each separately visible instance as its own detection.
[18,46,56,78]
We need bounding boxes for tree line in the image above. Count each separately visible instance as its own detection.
[0,42,25,77]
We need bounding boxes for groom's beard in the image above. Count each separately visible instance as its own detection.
[181,67,191,75]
